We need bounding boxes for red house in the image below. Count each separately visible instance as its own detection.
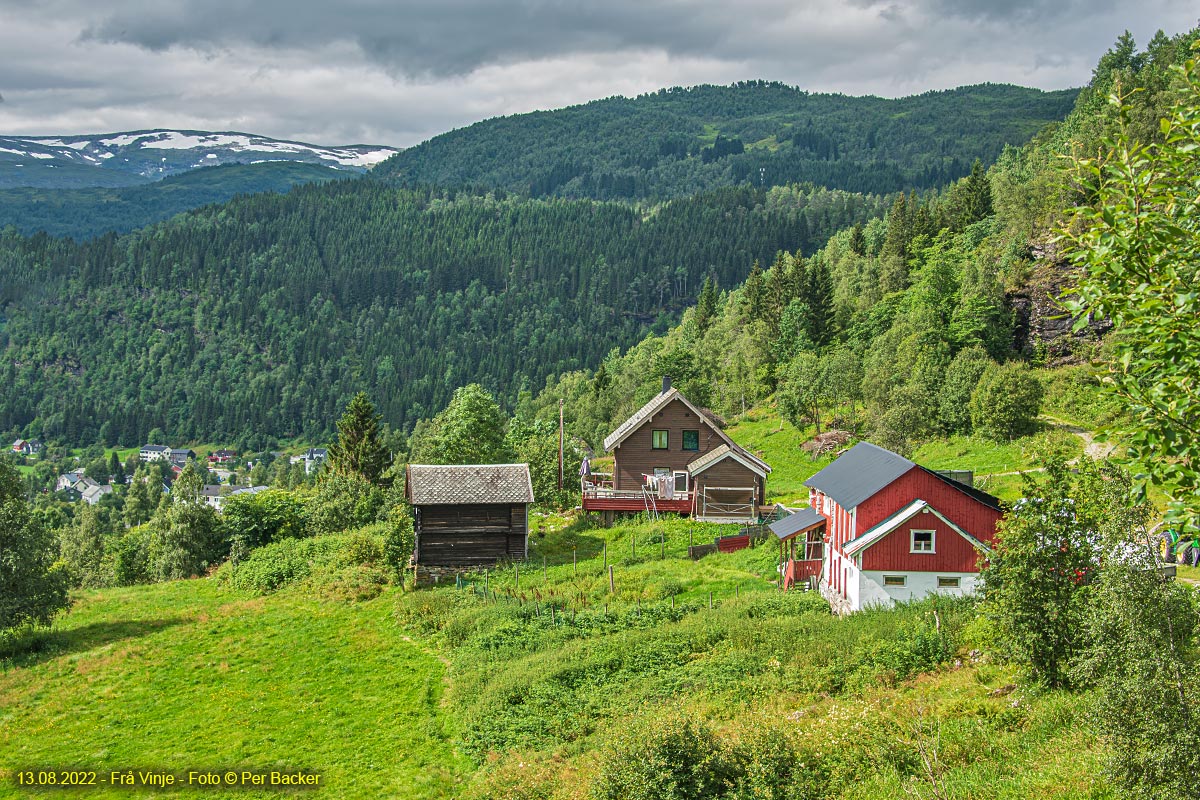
[788,441,1003,612]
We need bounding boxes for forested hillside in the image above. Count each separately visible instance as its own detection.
[376,82,1077,200]
[518,29,1198,456]
[0,162,342,239]
[0,182,884,447]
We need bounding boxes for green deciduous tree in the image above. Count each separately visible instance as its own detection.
[969,362,1043,441]
[1062,51,1200,527]
[0,462,70,631]
[60,503,110,588]
[327,392,392,486]
[980,459,1100,688]
[410,384,508,465]
[939,345,993,434]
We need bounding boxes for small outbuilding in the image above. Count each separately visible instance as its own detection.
[406,463,534,567]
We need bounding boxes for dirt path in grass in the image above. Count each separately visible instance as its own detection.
[975,417,1112,479]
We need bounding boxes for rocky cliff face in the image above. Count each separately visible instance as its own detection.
[1009,239,1111,365]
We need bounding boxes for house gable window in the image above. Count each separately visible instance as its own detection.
[883,575,907,587]
[652,430,669,449]
[682,430,700,451]
[910,530,935,553]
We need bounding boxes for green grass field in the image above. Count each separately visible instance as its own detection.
[0,515,1113,800]
[0,581,467,799]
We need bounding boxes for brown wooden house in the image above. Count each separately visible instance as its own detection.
[583,378,771,522]
[407,463,534,566]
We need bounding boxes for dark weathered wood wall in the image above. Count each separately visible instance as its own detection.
[416,503,528,566]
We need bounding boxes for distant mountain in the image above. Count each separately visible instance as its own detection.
[0,162,346,239]
[0,129,398,189]
[375,81,1078,200]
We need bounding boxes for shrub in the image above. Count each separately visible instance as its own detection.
[224,531,387,595]
[592,714,736,800]
[970,362,1043,441]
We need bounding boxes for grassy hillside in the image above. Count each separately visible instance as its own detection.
[0,581,466,798]
[1,517,1110,799]
[722,396,1087,507]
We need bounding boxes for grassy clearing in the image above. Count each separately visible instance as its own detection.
[723,405,837,504]
[395,516,1109,799]
[0,580,467,799]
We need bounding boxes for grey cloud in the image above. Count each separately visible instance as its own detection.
[0,0,1195,146]
[77,0,766,78]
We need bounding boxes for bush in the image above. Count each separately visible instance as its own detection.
[970,362,1043,441]
[592,714,736,800]
[224,530,388,595]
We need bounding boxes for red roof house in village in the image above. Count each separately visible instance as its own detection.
[583,377,771,523]
[771,442,1003,612]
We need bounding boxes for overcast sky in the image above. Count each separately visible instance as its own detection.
[0,1,1195,147]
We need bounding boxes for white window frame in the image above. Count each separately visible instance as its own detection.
[883,574,907,587]
[910,529,936,554]
[937,576,961,589]
[672,470,688,492]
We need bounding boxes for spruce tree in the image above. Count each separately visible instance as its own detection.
[328,392,392,486]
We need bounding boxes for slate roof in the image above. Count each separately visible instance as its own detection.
[804,442,916,511]
[768,506,826,540]
[687,444,770,477]
[407,464,534,505]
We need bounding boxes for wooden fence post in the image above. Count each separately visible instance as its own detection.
[608,565,615,594]
[484,569,489,596]
[603,541,608,571]
[514,563,519,590]
[573,547,577,576]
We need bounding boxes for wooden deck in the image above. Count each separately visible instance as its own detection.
[581,487,696,514]
[780,558,823,590]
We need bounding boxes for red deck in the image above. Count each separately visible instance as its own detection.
[781,558,823,590]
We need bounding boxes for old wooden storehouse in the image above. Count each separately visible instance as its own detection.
[406,463,534,567]
[583,377,771,523]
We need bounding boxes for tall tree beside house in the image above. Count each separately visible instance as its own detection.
[109,451,124,485]
[694,276,719,335]
[0,462,70,632]
[327,392,392,486]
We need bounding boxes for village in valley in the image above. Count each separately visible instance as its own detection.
[9,375,1051,614]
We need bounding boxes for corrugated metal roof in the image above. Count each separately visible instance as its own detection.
[804,442,915,511]
[407,463,534,505]
[769,506,826,540]
[687,443,770,477]
[603,389,680,452]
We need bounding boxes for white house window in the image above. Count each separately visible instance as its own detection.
[937,576,961,588]
[910,530,935,553]
[883,575,907,587]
